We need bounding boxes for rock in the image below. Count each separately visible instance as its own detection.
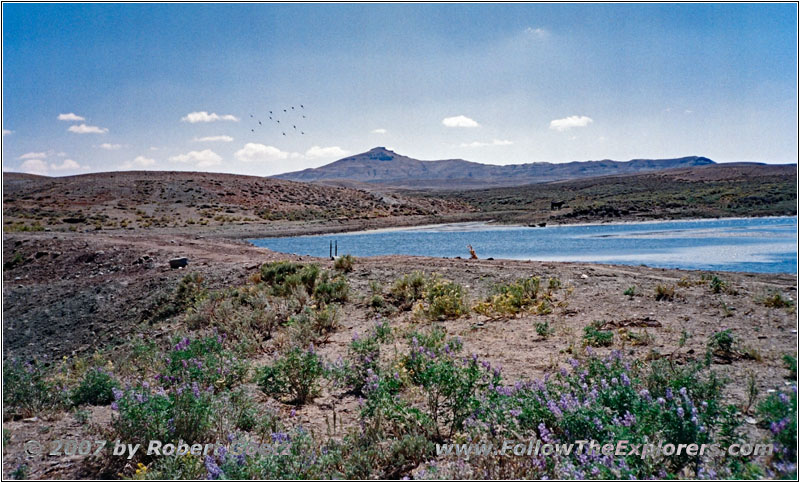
[169,257,189,269]
[580,273,589,279]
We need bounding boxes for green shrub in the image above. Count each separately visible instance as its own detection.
[535,321,554,338]
[758,389,797,477]
[783,354,797,379]
[71,368,118,406]
[165,336,248,390]
[708,329,735,356]
[258,346,324,405]
[314,272,349,304]
[623,285,636,297]
[583,321,614,347]
[334,254,355,273]
[3,359,68,419]
[260,261,320,296]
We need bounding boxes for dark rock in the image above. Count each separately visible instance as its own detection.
[169,257,189,269]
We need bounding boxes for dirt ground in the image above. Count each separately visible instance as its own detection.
[2,224,797,479]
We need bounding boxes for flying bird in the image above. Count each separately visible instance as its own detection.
[258,121,262,125]
[251,129,254,132]
[293,125,296,129]
[282,132,286,136]
[283,109,287,112]
[300,104,304,109]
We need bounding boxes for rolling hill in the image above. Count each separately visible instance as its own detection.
[1,170,469,232]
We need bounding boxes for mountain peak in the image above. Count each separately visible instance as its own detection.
[364,147,397,161]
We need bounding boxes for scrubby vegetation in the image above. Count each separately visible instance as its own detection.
[2,264,796,480]
[473,276,565,318]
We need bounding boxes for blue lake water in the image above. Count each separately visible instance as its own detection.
[250,217,798,274]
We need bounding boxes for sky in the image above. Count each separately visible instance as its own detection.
[2,3,797,177]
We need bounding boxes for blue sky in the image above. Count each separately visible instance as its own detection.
[2,3,797,176]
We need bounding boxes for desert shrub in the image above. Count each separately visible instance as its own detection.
[112,382,214,447]
[535,321,554,338]
[389,271,428,310]
[783,354,797,379]
[334,254,355,273]
[312,303,341,340]
[623,285,636,297]
[758,292,795,309]
[314,272,349,304]
[709,275,728,294]
[401,326,492,439]
[473,276,556,318]
[260,261,320,296]
[758,389,797,477]
[258,345,324,405]
[583,321,614,347]
[148,273,208,322]
[71,368,118,406]
[655,284,675,301]
[708,329,735,355]
[328,319,393,396]
[185,288,283,354]
[3,359,68,419]
[423,278,468,320]
[164,336,248,390]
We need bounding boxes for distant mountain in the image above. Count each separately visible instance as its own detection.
[274,147,717,189]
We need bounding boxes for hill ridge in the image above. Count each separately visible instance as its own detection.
[274,147,717,188]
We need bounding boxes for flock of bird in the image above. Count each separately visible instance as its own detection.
[248,104,308,137]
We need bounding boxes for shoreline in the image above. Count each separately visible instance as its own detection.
[244,214,799,240]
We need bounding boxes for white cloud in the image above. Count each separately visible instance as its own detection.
[193,135,234,143]
[442,115,480,128]
[169,149,223,168]
[549,115,593,131]
[305,146,349,159]
[684,109,693,114]
[19,151,49,159]
[50,159,83,171]
[459,139,514,148]
[58,112,86,122]
[121,156,157,170]
[97,143,124,150]
[525,27,549,39]
[19,159,49,176]
[371,128,387,134]
[234,143,293,162]
[3,129,13,136]
[68,124,108,134]
[181,111,239,123]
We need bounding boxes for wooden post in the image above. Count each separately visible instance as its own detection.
[335,240,338,257]
[329,241,333,260]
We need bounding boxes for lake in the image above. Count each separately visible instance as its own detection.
[250,216,798,274]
